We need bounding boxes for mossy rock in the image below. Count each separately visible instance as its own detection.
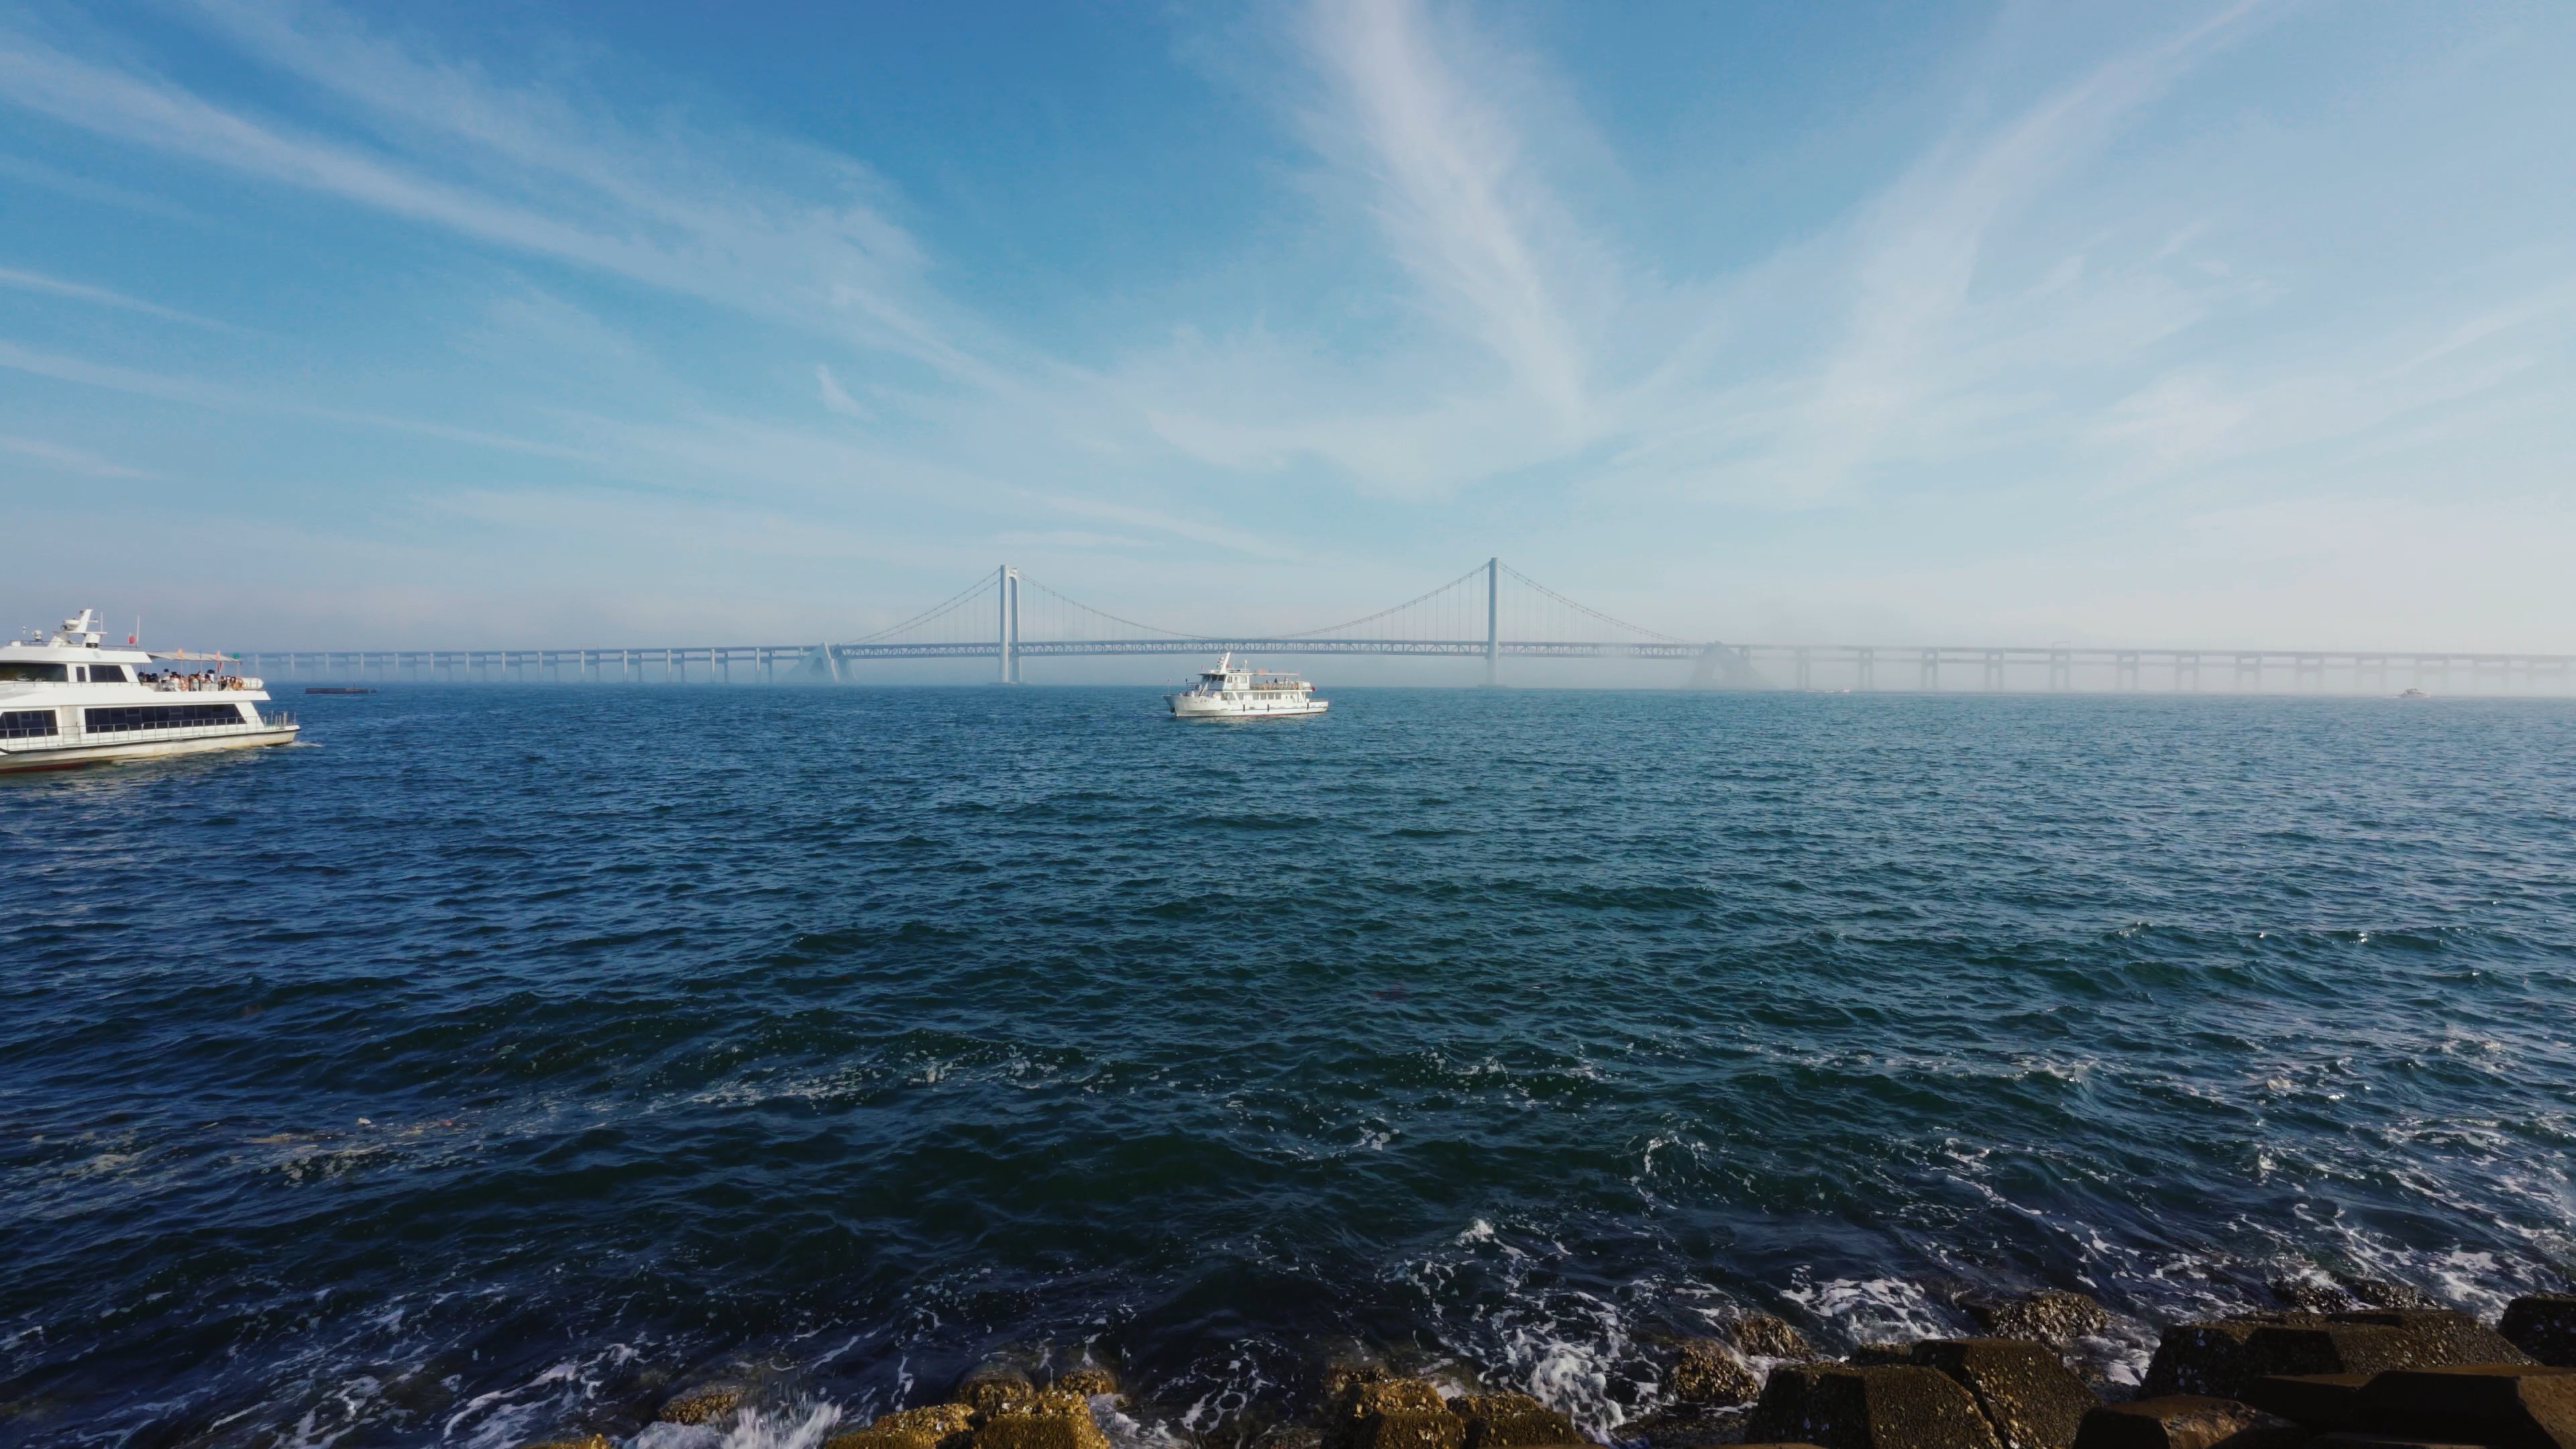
[521,1436,614,1449]
[969,1390,1110,1449]
[958,1364,1042,1416]
[1968,1293,2113,1350]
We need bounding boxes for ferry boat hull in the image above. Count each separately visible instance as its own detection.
[1169,693,1328,720]
[0,723,299,773]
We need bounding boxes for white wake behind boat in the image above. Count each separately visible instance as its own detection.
[1167,653,1328,720]
[0,610,297,773]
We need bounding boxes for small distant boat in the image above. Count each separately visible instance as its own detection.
[1167,653,1328,719]
[2399,688,2429,699]
[305,687,376,695]
[1,609,297,772]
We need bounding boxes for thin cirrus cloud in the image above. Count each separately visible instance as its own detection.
[0,0,2569,649]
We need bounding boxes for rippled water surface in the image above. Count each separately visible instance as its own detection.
[4,686,2574,1448]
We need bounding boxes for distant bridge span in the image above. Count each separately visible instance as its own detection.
[242,559,2576,695]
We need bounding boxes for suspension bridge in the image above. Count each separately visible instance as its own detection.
[239,559,2576,695]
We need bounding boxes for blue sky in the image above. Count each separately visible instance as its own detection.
[1,1,2571,653]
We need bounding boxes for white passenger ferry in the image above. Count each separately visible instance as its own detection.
[0,610,297,773]
[1167,653,1328,720]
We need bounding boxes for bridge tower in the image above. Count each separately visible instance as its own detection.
[998,566,1021,684]
[1485,557,1499,687]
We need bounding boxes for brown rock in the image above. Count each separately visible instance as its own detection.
[1911,1340,2100,1449]
[1972,1293,2115,1349]
[1668,1340,1761,1407]
[2353,1364,2576,1449]
[1847,1346,1915,1367]
[2305,1436,2488,1449]
[2504,1297,2576,1368]
[1735,1316,1821,1362]
[657,1387,747,1426]
[1446,1393,1578,1449]
[521,1437,614,1449]
[2339,1279,2444,1311]
[2238,1373,2371,1430]
[2069,1396,2304,1449]
[1747,1364,2005,1449]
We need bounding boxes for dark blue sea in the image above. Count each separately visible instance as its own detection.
[5,687,2573,1448]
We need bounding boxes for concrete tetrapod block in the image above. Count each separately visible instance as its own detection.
[1446,1393,1580,1449]
[2143,1318,2327,1399]
[2329,1311,2535,1369]
[2070,1396,2304,1449]
[2239,1373,2372,1431]
[1911,1339,2102,1449]
[2504,1298,2576,1368]
[2145,1313,2534,1400]
[1746,1364,2006,1449]
[2351,1364,2576,1449]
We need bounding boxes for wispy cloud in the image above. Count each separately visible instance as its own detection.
[0,433,159,479]
[0,265,231,327]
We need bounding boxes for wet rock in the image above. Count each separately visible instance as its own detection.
[1746,1364,2004,1449]
[1610,1407,1743,1449]
[1669,1340,1762,1407]
[1969,1293,2114,1350]
[1332,1380,1463,1449]
[2352,1364,2576,1449]
[1448,1392,1580,1449]
[2269,1279,2355,1315]
[2237,1373,2370,1431]
[2070,1396,2303,1449]
[1053,1365,1120,1399]
[1847,1346,1915,1368]
[969,1389,1112,1449]
[959,1364,1042,1415]
[828,1403,979,1449]
[1911,1340,2100,1449]
[1733,1316,1821,1363]
[2503,1296,2576,1367]
[2338,1278,2444,1311]
[2240,1322,2434,1379]
[656,1385,747,1426]
[521,1436,613,1449]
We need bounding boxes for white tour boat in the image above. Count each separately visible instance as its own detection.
[0,610,297,773]
[1167,653,1328,720]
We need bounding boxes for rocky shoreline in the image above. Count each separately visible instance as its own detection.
[525,1288,2576,1449]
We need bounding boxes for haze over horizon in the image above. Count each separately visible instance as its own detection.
[2,1,2571,656]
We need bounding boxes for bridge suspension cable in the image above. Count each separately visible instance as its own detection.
[1285,562,1489,640]
[1497,561,1686,645]
[1015,576,1205,641]
[844,572,998,645]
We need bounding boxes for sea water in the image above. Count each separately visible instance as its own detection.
[2,686,2571,1446]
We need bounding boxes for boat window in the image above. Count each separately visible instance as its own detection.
[84,665,130,684]
[1,708,58,738]
[0,662,68,682]
[83,704,252,733]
